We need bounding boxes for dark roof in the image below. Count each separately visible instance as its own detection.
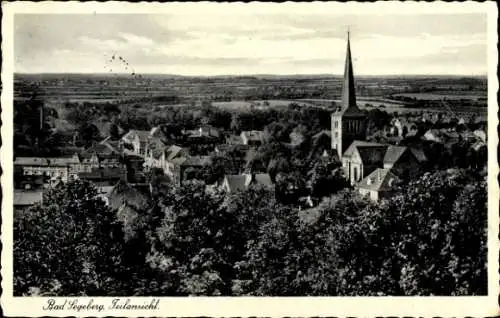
[223,173,273,192]
[181,155,212,167]
[356,146,387,165]
[357,168,398,192]
[409,148,428,162]
[383,146,408,164]
[254,173,274,187]
[84,142,119,155]
[224,174,248,192]
[343,140,385,158]
[78,168,126,180]
[165,145,186,161]
[149,139,168,159]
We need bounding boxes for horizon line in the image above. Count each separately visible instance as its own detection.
[14,72,488,78]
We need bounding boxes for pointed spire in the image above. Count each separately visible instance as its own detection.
[341,30,357,110]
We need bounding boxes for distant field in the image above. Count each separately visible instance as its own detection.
[393,92,486,100]
[212,100,311,111]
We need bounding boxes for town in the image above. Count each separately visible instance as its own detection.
[14,33,487,211]
[13,31,488,297]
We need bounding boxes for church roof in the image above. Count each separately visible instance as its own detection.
[383,146,408,164]
[343,140,385,158]
[333,31,365,118]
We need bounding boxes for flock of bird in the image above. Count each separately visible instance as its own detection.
[103,52,143,80]
[103,52,153,97]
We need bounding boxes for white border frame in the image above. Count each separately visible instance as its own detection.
[1,1,498,316]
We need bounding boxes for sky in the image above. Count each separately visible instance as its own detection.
[14,12,488,76]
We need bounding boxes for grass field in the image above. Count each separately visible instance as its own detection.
[212,100,313,111]
[393,92,486,100]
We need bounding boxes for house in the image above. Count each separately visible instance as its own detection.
[179,155,213,183]
[240,131,264,146]
[78,167,127,186]
[341,141,387,184]
[421,129,460,144]
[14,157,72,184]
[221,173,274,192]
[120,130,150,156]
[185,126,221,142]
[164,153,212,185]
[357,168,399,201]
[162,145,190,177]
[144,138,169,170]
[341,141,427,185]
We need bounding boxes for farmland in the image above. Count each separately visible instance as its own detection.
[14,73,487,117]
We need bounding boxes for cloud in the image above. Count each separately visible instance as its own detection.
[14,13,487,75]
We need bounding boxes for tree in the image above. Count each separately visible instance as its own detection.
[14,180,127,296]
[307,158,348,198]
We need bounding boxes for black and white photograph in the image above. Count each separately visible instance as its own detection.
[1,1,498,317]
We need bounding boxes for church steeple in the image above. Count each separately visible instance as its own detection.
[331,30,367,158]
[342,30,357,110]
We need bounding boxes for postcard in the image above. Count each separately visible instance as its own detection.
[1,1,498,316]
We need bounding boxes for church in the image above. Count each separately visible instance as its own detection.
[331,33,427,195]
[331,32,367,159]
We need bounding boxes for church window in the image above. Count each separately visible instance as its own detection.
[335,121,338,128]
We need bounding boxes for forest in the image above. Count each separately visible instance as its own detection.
[14,167,487,296]
[13,81,488,296]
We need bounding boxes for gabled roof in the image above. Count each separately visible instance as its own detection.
[148,138,168,159]
[383,146,408,164]
[165,145,186,161]
[224,174,249,192]
[357,168,398,192]
[409,148,428,162]
[84,142,119,155]
[254,173,274,187]
[356,146,387,165]
[223,173,273,192]
[343,140,385,158]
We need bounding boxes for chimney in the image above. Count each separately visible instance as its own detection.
[39,104,44,130]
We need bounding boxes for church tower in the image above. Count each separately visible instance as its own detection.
[331,31,367,158]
